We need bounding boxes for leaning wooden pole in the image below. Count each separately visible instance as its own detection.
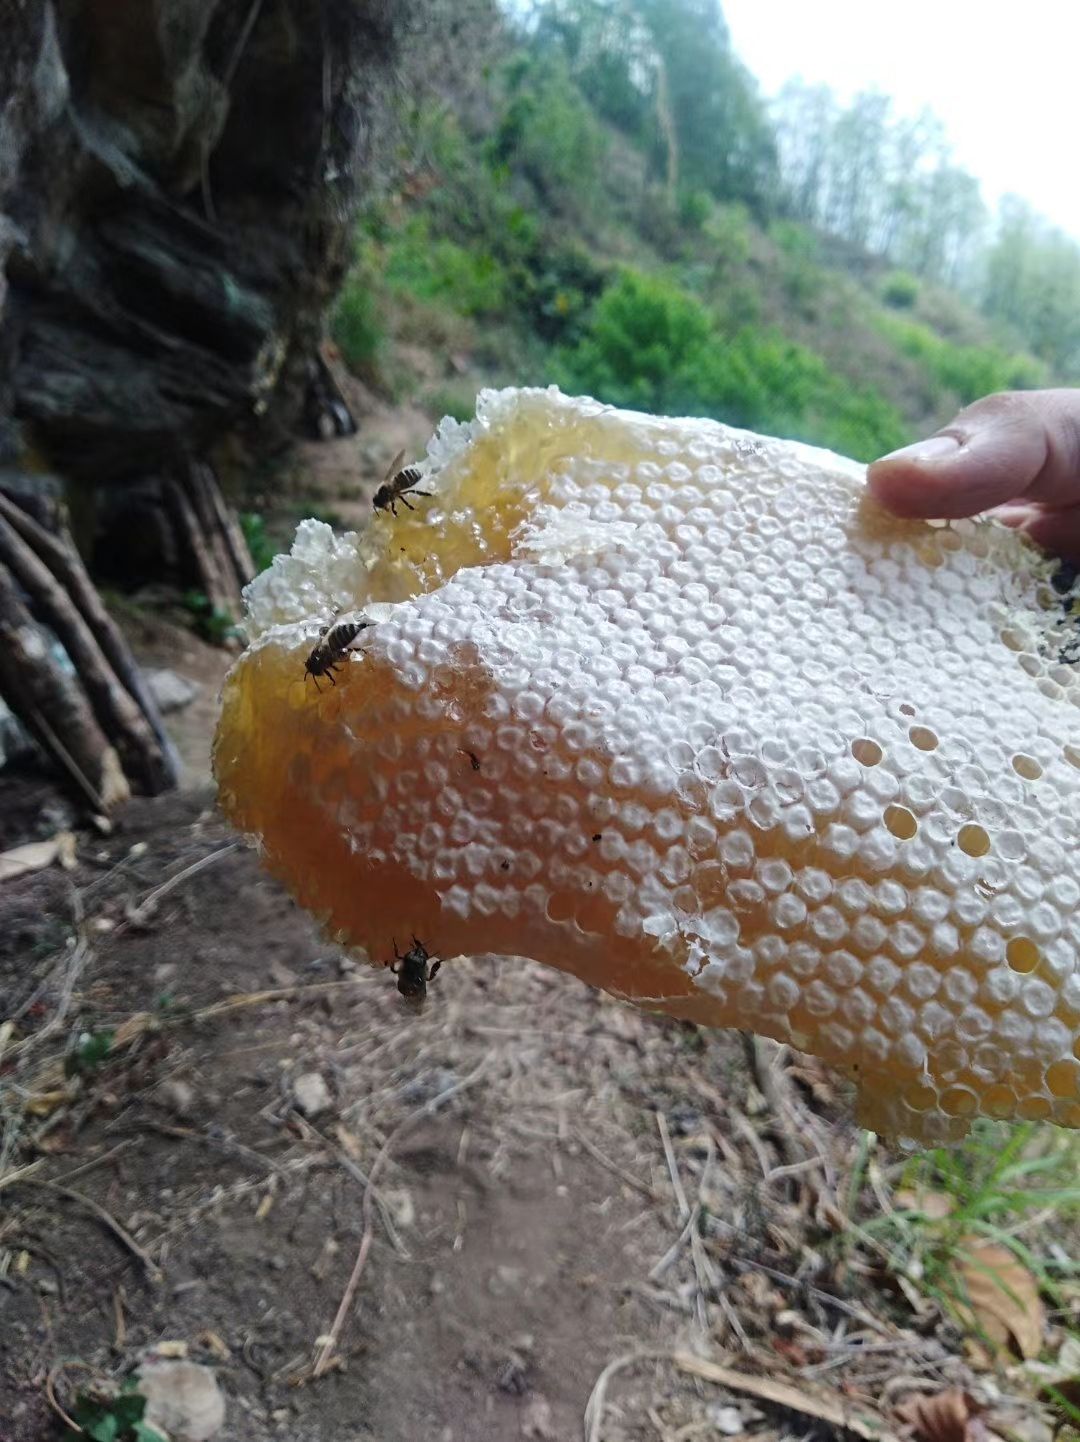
[0,560,128,814]
[0,512,176,795]
[0,490,181,789]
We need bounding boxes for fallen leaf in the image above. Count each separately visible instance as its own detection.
[951,1238,1044,1360]
[195,1331,231,1361]
[0,835,74,883]
[673,1352,899,1442]
[895,1389,988,1442]
[894,1189,955,1220]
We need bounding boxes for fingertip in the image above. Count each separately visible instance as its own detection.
[866,440,979,520]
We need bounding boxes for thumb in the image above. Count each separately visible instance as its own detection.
[866,389,1080,519]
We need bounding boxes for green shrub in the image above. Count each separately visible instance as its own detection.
[384,218,508,317]
[881,271,919,309]
[769,218,820,262]
[560,269,907,461]
[331,280,382,373]
[422,382,478,424]
[705,202,753,269]
[240,511,275,575]
[494,54,606,213]
[677,188,712,232]
[559,270,711,412]
[876,314,1046,405]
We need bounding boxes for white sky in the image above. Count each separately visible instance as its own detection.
[722,0,1080,241]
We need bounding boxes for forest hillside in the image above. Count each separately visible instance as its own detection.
[327,0,1078,471]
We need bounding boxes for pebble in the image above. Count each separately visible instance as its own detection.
[293,1070,332,1117]
[138,1359,225,1441]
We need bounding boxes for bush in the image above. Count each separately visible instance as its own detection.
[331,280,382,373]
[239,512,275,575]
[560,269,908,461]
[422,381,478,424]
[494,54,606,214]
[876,315,1046,405]
[677,188,712,232]
[384,218,508,317]
[558,270,711,412]
[705,202,753,270]
[882,271,919,309]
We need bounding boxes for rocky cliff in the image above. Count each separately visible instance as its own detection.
[0,0,402,804]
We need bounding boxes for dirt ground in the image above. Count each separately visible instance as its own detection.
[0,406,1065,1442]
[0,787,899,1442]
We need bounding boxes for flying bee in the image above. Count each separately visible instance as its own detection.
[372,448,432,517]
[303,615,371,690]
[389,936,441,1012]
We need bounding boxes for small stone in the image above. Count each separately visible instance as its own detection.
[293,1071,332,1117]
[522,1396,555,1439]
[709,1403,747,1435]
[381,1187,415,1229]
[145,668,201,713]
[160,1078,196,1118]
[138,1359,225,1442]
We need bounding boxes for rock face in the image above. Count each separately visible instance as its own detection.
[0,0,397,503]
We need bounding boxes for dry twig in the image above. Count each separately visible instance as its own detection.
[307,1055,491,1380]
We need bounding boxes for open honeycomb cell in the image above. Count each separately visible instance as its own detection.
[213,386,1080,1145]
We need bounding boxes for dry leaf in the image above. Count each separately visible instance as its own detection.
[894,1189,955,1220]
[951,1238,1044,1360]
[0,842,65,882]
[673,1352,899,1442]
[895,1389,987,1442]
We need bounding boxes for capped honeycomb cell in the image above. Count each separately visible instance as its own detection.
[214,386,1080,1145]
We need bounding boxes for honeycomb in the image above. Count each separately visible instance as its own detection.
[214,386,1080,1144]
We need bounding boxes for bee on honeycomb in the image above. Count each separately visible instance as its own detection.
[215,386,1080,1146]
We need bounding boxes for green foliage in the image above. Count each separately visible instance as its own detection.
[65,1028,114,1078]
[851,1123,1080,1330]
[181,590,239,645]
[676,188,711,232]
[331,280,383,373]
[239,512,275,576]
[558,270,710,412]
[560,270,908,460]
[876,314,1046,404]
[422,382,479,424]
[384,217,508,316]
[881,270,919,308]
[65,1380,165,1441]
[495,52,606,212]
[704,202,752,269]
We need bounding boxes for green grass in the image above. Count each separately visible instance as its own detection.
[331,280,383,373]
[848,1123,1080,1357]
[239,512,275,575]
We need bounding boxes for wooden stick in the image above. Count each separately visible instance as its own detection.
[0,511,173,793]
[0,559,124,810]
[0,491,180,782]
[309,1057,490,1379]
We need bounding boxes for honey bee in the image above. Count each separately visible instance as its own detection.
[389,936,441,1012]
[372,449,431,517]
[303,616,371,689]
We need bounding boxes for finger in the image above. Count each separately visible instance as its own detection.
[1014,506,1080,563]
[867,389,1080,519]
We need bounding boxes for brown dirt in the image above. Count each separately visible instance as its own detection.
[0,790,754,1442]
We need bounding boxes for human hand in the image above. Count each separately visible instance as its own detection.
[867,389,1080,560]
